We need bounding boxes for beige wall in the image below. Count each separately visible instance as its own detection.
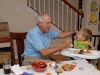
[0,0,78,32]
[0,0,36,58]
[0,0,79,56]
[82,0,99,35]
[67,0,78,8]
[0,0,36,32]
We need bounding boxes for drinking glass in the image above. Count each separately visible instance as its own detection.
[55,61,63,75]
[2,59,11,74]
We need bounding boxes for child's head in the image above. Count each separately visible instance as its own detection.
[76,28,92,41]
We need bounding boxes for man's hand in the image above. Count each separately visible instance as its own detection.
[39,39,72,57]
[75,30,79,33]
[61,38,72,49]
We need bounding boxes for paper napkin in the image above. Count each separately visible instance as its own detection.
[11,64,24,75]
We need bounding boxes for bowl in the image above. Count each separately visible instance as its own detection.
[31,61,47,72]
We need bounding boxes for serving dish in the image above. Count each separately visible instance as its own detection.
[31,61,47,72]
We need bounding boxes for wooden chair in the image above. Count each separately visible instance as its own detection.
[90,35,100,70]
[9,32,27,66]
[10,32,67,66]
[90,35,100,50]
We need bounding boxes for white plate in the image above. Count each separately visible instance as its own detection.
[61,48,100,59]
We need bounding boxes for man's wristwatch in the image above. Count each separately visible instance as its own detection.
[73,31,76,34]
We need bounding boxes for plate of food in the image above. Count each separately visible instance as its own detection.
[60,48,100,59]
[49,62,76,72]
[62,63,76,71]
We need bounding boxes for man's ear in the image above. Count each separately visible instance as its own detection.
[38,21,42,25]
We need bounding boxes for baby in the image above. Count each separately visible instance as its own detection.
[74,28,95,50]
[72,28,98,68]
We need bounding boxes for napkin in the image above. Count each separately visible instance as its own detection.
[11,64,24,75]
[70,43,73,48]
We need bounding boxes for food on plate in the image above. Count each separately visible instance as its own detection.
[74,49,91,55]
[87,49,91,53]
[62,64,76,71]
[46,73,52,75]
[78,50,87,54]
[49,62,56,68]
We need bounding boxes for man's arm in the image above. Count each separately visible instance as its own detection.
[39,39,72,57]
[58,31,74,39]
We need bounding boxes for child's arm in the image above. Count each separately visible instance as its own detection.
[88,42,96,50]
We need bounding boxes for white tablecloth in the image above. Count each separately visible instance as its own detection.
[0,59,100,75]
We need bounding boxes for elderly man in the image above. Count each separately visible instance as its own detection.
[22,13,75,66]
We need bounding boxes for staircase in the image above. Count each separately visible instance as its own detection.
[27,0,84,31]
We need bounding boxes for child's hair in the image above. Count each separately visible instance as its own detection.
[79,28,92,40]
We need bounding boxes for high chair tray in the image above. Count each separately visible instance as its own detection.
[61,48,100,59]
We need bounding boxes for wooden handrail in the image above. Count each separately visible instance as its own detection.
[28,5,64,31]
[61,0,84,18]
[28,5,39,14]
[27,0,84,31]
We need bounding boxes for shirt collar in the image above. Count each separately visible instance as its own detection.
[36,25,47,36]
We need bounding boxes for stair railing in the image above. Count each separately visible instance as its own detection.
[27,0,84,31]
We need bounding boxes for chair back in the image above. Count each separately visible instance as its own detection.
[90,35,100,50]
[89,35,100,70]
[10,32,27,66]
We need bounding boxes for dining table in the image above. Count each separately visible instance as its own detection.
[0,59,100,75]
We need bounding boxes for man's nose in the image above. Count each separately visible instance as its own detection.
[49,23,52,27]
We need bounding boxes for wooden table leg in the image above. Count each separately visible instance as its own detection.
[98,58,100,70]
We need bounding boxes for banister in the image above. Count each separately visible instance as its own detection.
[61,0,84,18]
[28,5,64,31]
[27,0,83,31]
[28,5,39,14]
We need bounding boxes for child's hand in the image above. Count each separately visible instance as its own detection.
[88,42,96,50]
[88,42,93,47]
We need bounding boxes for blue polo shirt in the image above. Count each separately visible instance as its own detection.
[22,25,59,57]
